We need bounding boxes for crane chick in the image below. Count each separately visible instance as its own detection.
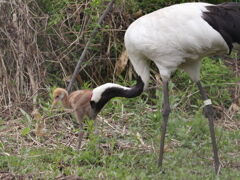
[52,88,94,149]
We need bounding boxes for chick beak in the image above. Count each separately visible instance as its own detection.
[51,100,58,110]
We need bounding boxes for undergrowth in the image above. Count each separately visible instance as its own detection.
[0,57,239,179]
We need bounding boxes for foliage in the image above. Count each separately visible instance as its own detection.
[0,84,239,178]
[172,57,238,114]
[36,0,131,89]
[1,56,240,178]
[134,0,232,13]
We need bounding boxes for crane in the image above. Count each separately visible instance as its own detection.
[89,2,239,173]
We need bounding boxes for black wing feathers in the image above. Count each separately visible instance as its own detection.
[202,2,240,53]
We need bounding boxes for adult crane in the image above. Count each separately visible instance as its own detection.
[89,2,240,173]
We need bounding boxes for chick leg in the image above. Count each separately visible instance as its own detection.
[75,110,84,150]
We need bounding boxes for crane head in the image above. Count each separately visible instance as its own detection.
[90,77,144,117]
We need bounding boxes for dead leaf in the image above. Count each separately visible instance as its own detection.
[231,103,239,112]
[136,132,145,145]
[133,10,143,18]
[32,109,46,137]
[114,50,128,76]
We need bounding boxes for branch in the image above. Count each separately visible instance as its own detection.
[67,0,116,92]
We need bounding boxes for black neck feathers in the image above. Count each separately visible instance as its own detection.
[91,76,144,114]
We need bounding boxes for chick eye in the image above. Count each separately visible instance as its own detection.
[55,95,59,99]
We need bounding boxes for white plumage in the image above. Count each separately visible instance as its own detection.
[125,2,228,86]
[91,83,130,102]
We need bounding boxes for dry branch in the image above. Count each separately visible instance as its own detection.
[67,0,116,92]
[0,0,47,115]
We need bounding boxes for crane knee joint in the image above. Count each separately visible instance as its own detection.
[162,107,171,117]
[204,99,212,106]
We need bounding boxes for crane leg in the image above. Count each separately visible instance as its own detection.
[196,81,220,174]
[158,81,171,168]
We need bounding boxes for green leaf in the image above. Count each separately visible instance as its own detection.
[19,108,32,123]
[0,141,4,149]
[21,127,31,136]
[0,117,3,125]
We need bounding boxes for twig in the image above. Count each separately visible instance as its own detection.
[67,0,116,92]
[0,0,13,4]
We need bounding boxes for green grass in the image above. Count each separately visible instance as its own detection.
[1,104,239,179]
[1,58,239,179]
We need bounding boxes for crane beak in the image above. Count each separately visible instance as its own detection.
[90,108,98,120]
[89,101,100,119]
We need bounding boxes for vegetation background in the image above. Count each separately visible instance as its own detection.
[0,0,239,179]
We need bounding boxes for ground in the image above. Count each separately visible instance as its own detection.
[0,57,240,179]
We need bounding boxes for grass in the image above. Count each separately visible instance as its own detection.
[0,58,239,179]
